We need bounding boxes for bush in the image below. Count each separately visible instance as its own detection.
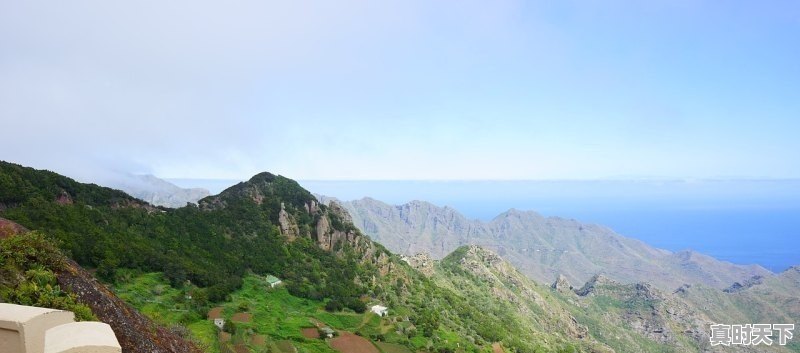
[325,299,343,312]
[0,232,96,321]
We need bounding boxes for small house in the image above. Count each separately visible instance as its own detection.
[320,327,336,338]
[266,275,282,288]
[370,305,388,317]
[208,307,225,329]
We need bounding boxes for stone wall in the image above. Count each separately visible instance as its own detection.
[0,304,120,353]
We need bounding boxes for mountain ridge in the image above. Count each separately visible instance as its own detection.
[326,196,774,291]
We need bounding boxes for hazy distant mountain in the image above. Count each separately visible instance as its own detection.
[106,174,210,208]
[324,196,773,291]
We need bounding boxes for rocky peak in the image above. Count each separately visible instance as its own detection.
[247,172,278,184]
[552,274,573,293]
[200,172,315,211]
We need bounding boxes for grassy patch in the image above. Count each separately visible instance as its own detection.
[112,272,415,353]
[375,342,413,353]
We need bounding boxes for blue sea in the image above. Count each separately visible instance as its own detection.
[296,179,800,273]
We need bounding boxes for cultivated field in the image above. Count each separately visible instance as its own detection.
[330,333,379,353]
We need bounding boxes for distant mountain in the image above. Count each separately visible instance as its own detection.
[326,196,773,291]
[105,174,210,208]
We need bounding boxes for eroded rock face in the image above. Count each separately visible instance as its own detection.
[314,201,362,252]
[278,202,300,240]
[0,217,27,238]
[56,190,73,205]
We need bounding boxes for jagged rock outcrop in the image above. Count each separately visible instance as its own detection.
[574,274,618,297]
[723,275,764,293]
[314,201,364,253]
[552,274,573,293]
[278,202,300,239]
[672,284,692,295]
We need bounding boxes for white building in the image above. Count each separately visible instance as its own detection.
[266,275,282,288]
[213,318,225,330]
[370,305,388,317]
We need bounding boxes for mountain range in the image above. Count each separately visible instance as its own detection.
[325,196,773,292]
[1,162,797,353]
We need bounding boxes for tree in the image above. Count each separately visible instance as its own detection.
[223,320,236,334]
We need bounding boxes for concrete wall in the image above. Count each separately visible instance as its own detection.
[0,304,120,353]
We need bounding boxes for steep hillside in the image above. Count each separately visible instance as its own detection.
[429,245,796,353]
[0,231,204,353]
[333,197,772,291]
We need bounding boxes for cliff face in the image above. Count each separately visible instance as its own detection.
[55,259,204,353]
[334,197,773,292]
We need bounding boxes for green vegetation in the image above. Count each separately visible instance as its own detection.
[113,272,395,353]
[0,161,369,310]
[0,231,95,321]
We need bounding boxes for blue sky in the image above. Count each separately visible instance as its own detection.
[1,1,799,181]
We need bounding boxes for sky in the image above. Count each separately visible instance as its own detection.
[1,1,799,181]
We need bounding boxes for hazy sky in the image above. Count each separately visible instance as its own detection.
[2,1,799,181]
